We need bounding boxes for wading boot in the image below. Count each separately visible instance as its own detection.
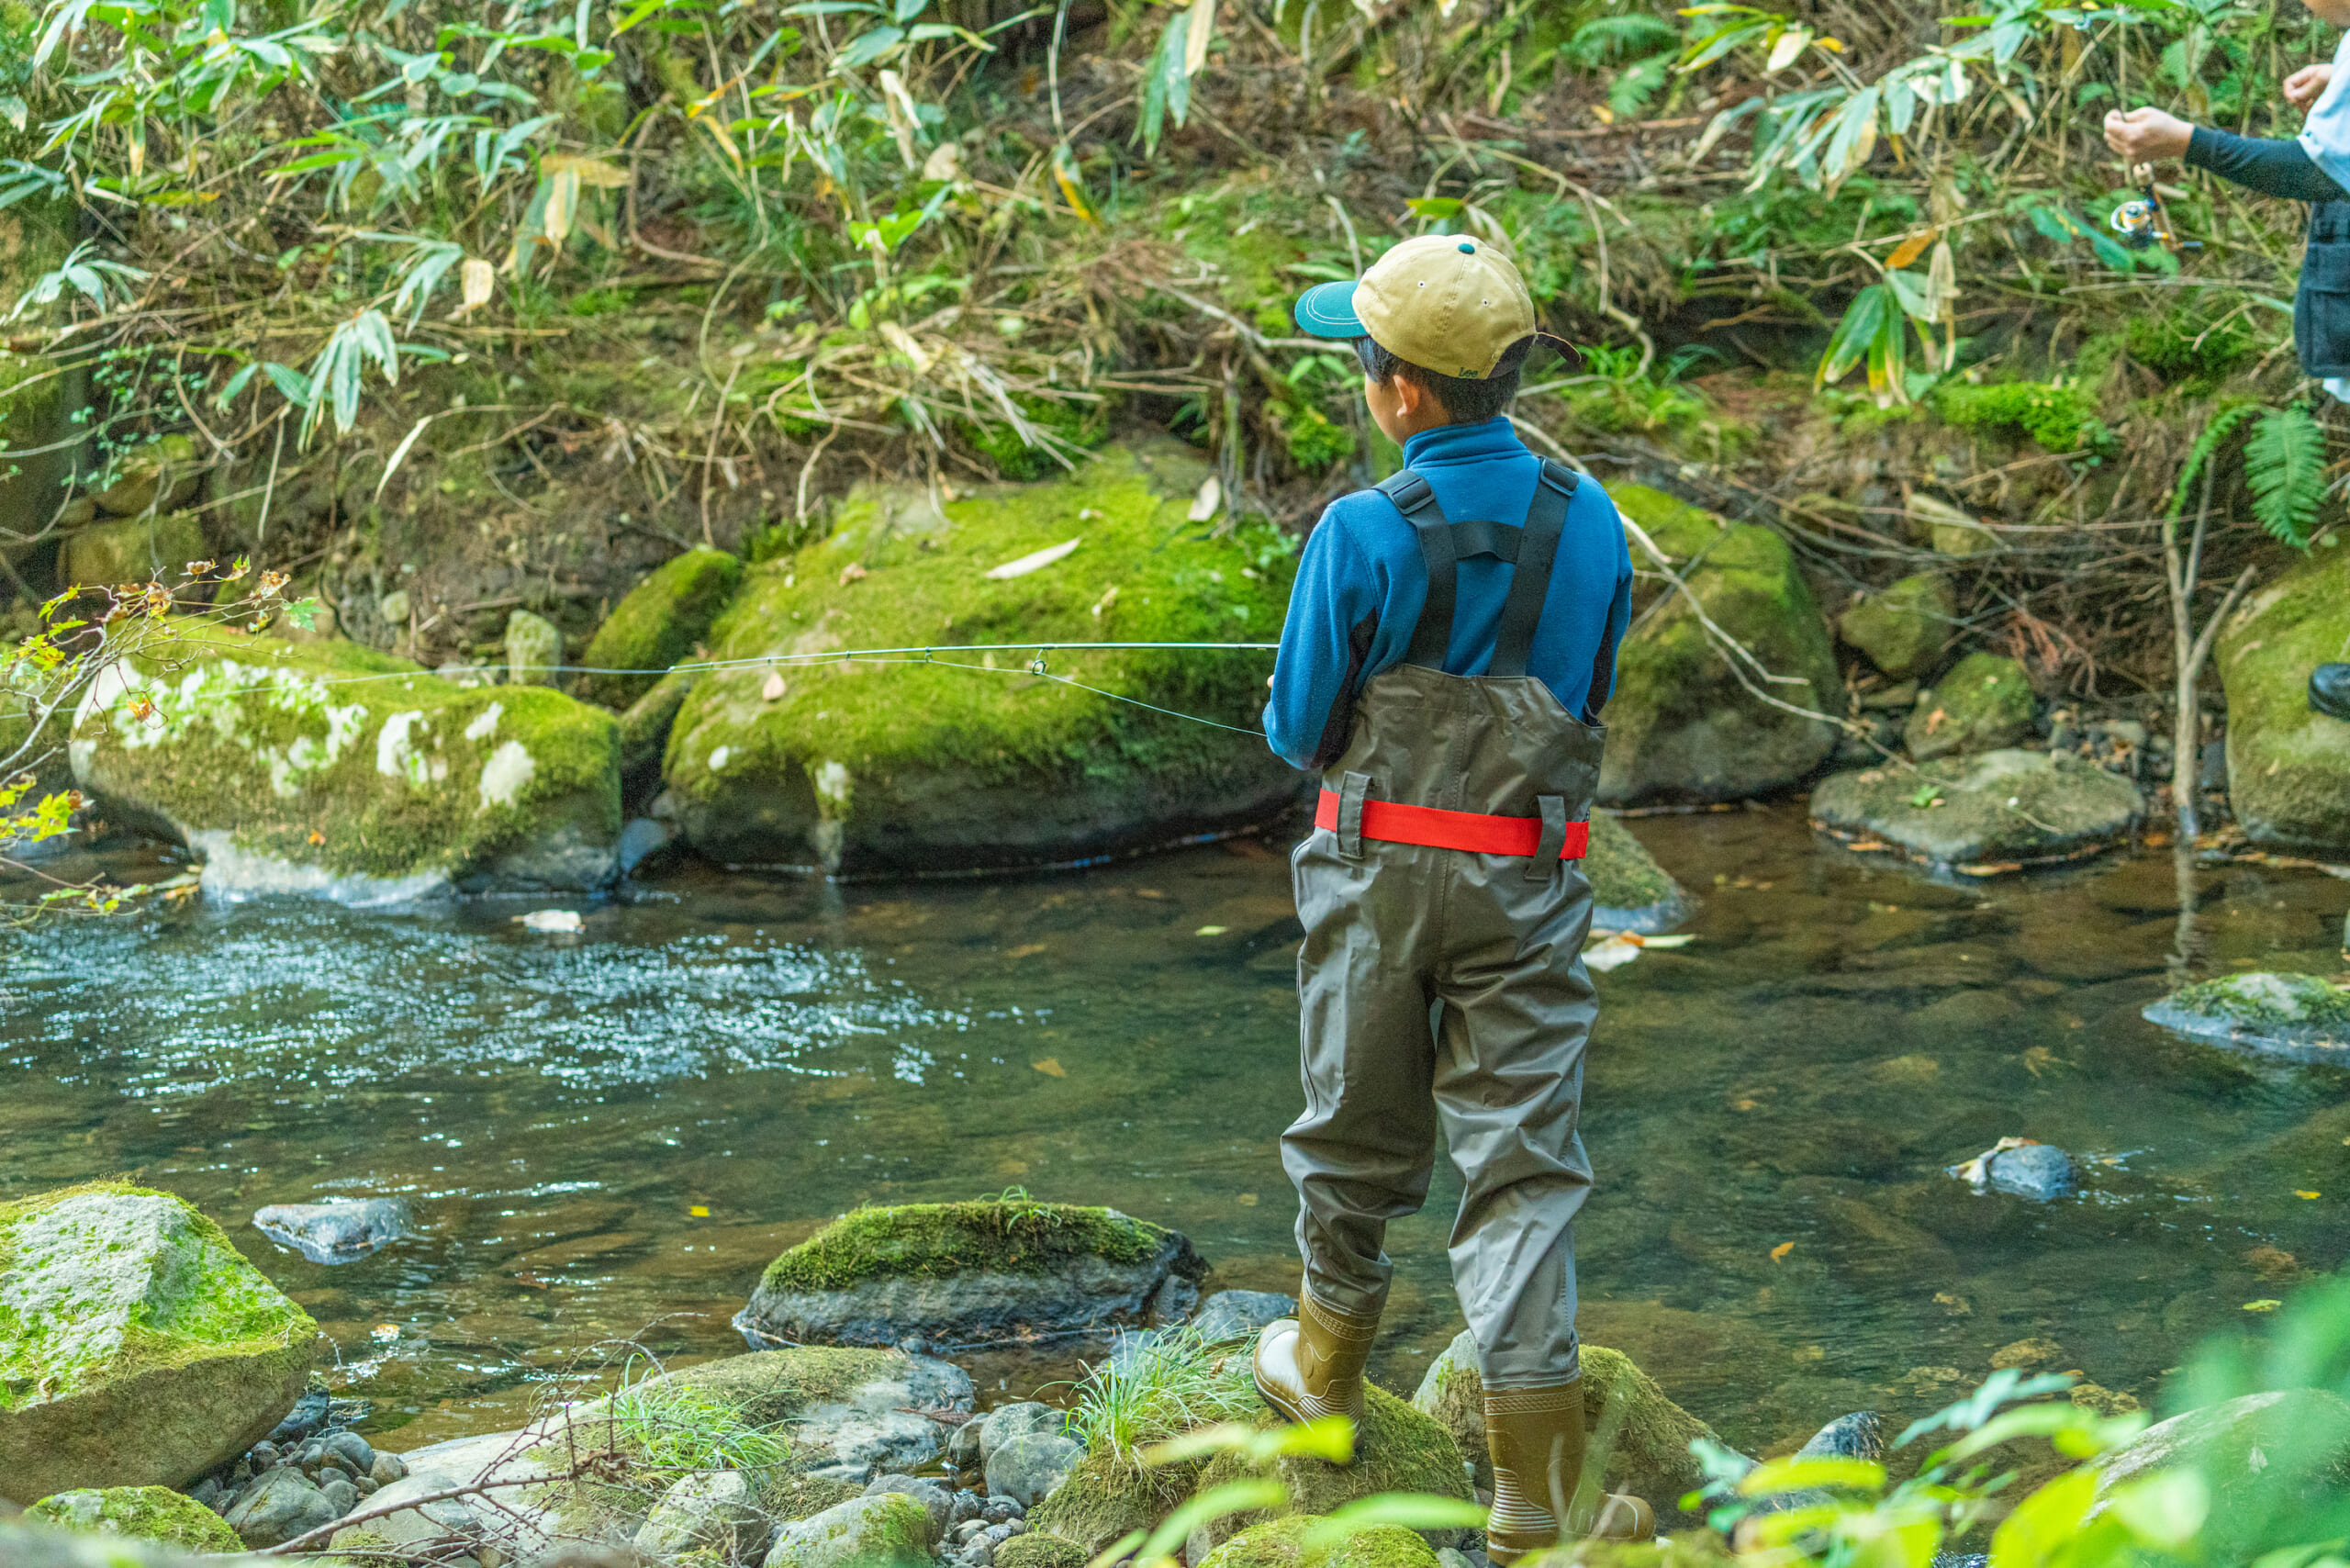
[1252,1290,1378,1428]
[1483,1383,1654,1564]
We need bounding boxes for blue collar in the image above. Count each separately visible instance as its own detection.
[1399,417,1528,469]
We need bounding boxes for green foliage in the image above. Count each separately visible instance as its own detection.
[1937,380,2110,454]
[2244,403,2327,549]
[1278,402,1354,474]
[607,1372,794,1478]
[1066,1325,1259,1466]
[964,395,1107,481]
[2126,299,2259,386]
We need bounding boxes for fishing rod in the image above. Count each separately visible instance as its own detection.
[2109,161,2200,256]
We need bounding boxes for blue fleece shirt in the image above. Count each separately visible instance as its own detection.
[1265,418,1634,771]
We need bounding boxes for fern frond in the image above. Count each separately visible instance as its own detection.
[2166,400,2260,521]
[1608,55,1672,118]
[2244,402,2327,549]
[1564,14,1680,69]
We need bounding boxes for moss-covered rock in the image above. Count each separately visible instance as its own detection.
[505,608,562,688]
[576,546,744,709]
[764,1491,938,1568]
[0,1181,318,1503]
[2219,542,2350,852]
[1404,1330,1719,1527]
[999,1533,1089,1568]
[1199,1514,1439,1568]
[1905,652,2034,760]
[1601,485,1838,805]
[91,434,201,519]
[1188,1383,1474,1557]
[1837,574,1954,681]
[739,1200,1203,1350]
[1584,813,1686,933]
[663,441,1299,874]
[25,1486,244,1552]
[70,623,622,900]
[2143,971,2350,1066]
[0,346,84,557]
[62,510,208,588]
[1810,749,2142,871]
[1028,1448,1195,1555]
[0,1522,263,1567]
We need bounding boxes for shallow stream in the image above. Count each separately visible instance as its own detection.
[5,807,2345,1459]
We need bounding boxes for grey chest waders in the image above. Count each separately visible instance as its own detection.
[1253,456,1653,1554]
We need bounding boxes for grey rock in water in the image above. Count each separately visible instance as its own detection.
[252,1197,412,1263]
[1813,748,2142,870]
[264,1389,331,1446]
[2143,971,2350,1067]
[979,1403,1064,1464]
[1986,1144,2076,1202]
[222,1466,337,1549]
[1797,1410,1885,1460]
[790,1352,978,1479]
[987,1433,1085,1509]
[866,1474,956,1538]
[1193,1290,1297,1344]
[946,1417,985,1470]
[636,1469,770,1561]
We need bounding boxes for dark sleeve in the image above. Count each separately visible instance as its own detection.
[1582,521,1634,725]
[2187,126,2350,201]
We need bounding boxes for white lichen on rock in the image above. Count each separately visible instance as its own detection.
[478,739,535,810]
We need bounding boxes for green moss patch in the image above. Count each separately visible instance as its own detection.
[2218,541,2350,852]
[1584,813,1683,928]
[1905,652,2034,760]
[762,1201,1174,1294]
[576,547,744,709]
[1192,1383,1472,1555]
[1000,1532,1091,1568]
[26,1485,244,1552]
[1936,381,2110,454]
[1838,573,1954,682]
[2165,972,2350,1028]
[1199,1513,1439,1568]
[1029,1447,1199,1555]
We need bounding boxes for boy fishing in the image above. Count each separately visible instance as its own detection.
[1252,234,1651,1561]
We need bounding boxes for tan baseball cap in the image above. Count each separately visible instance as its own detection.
[1293,233,1537,379]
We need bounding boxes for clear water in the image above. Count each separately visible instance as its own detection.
[5,808,2344,1459]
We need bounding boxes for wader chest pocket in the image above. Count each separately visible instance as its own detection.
[2298,238,2350,377]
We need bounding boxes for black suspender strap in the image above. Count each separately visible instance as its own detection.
[1487,459,1578,678]
[1377,469,1458,668]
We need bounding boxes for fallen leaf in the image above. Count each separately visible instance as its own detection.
[2244,1299,2284,1313]
[688,1205,710,1217]
[2022,1046,2062,1077]
[1991,1336,2063,1369]
[1639,933,1697,949]
[1032,1058,1067,1077]
[308,829,326,846]
[1583,933,1645,971]
[1886,227,1938,271]
[1006,943,1048,959]
[1925,708,1947,734]
[1190,476,1222,522]
[1935,1292,1971,1315]
[1770,1241,1796,1262]
[514,1271,553,1290]
[1194,924,1229,935]
[762,671,787,701]
[985,537,1082,579]
[839,562,868,585]
[1237,1193,1259,1206]
[2296,1190,2322,1200]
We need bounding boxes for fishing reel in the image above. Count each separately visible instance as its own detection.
[2109,162,2199,254]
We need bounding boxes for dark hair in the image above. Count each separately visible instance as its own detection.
[1354,334,1534,425]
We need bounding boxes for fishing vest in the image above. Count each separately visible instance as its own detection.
[2299,201,2350,378]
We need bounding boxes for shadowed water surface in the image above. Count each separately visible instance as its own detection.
[4,806,2344,1455]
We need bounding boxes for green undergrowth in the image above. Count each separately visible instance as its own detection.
[26,1486,244,1552]
[1936,380,2111,455]
[1069,1323,1258,1462]
[1192,1383,1472,1553]
[963,395,1111,481]
[576,546,744,709]
[762,1200,1176,1294]
[1200,1513,1439,1568]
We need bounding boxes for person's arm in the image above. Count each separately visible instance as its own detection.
[2188,126,2350,201]
[1582,532,1633,724]
[1264,509,1383,772]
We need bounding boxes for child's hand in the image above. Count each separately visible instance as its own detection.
[2288,62,2333,108]
[2104,106,2194,162]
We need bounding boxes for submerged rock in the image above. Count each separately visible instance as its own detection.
[1194,1289,1299,1345]
[71,624,623,902]
[2143,972,2350,1066]
[576,545,744,709]
[1839,574,1955,682]
[1985,1144,2077,1202]
[1198,1514,1440,1568]
[250,1197,411,1264]
[2219,543,2350,852]
[1906,654,2036,760]
[2087,1389,2350,1562]
[1585,812,1689,933]
[664,441,1298,875]
[1600,485,1841,805]
[1188,1382,1474,1559]
[735,1199,1205,1351]
[1810,749,2142,870]
[0,1182,317,1504]
[764,1491,940,1568]
[23,1486,243,1553]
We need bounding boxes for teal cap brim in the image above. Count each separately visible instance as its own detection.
[1293,280,1366,340]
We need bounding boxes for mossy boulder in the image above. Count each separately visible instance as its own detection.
[998,1535,1088,1568]
[1188,1383,1474,1558]
[91,435,202,520]
[1199,1514,1439,1568]
[2143,972,2350,1066]
[738,1199,1204,1350]
[62,510,208,589]
[0,347,84,557]
[70,623,622,901]
[0,1523,263,1567]
[504,608,562,688]
[662,441,1299,875]
[25,1486,244,1552]
[763,1491,938,1568]
[1810,749,2143,871]
[1905,652,2035,759]
[0,1181,318,1504]
[1585,812,1686,933]
[576,546,744,709]
[2219,542,2350,852]
[1406,1330,1718,1527]
[1028,1449,1194,1556]
[1601,485,1838,805]
[1838,573,1954,681]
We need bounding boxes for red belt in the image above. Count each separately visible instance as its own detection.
[1315,789,1589,860]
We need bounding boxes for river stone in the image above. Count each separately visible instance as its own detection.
[62,510,208,588]
[1810,749,2142,870]
[1599,484,1840,805]
[71,623,623,902]
[24,1486,244,1553]
[1406,1329,1718,1518]
[1194,1289,1298,1344]
[1839,573,1956,681]
[635,1469,771,1560]
[505,608,564,689]
[1906,653,2035,760]
[0,1182,317,1504]
[1198,1514,1440,1568]
[1986,1143,2076,1201]
[764,1492,939,1568]
[979,1403,1064,1462]
[736,1199,1205,1351]
[2143,972,2350,1066]
[220,1466,337,1549]
[352,1425,565,1563]
[2086,1389,2350,1561]
[663,441,1298,875]
[576,546,744,709]
[1585,812,1688,933]
[866,1474,955,1537]
[1188,1382,1474,1559]
[2219,542,2350,851]
[250,1197,411,1264]
[988,1434,1085,1509]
